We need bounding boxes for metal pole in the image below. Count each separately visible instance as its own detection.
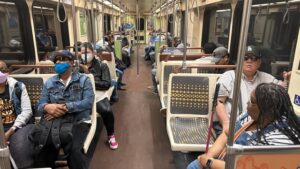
[90,0,96,46]
[0,113,11,169]
[225,0,253,168]
[172,0,176,48]
[102,0,105,44]
[159,0,162,42]
[182,0,188,69]
[136,0,140,75]
[71,0,79,60]
[111,0,114,32]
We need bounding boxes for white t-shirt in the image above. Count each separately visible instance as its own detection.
[217,70,279,120]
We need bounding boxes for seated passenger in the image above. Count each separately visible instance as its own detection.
[196,46,229,64]
[79,42,118,149]
[202,42,217,54]
[0,60,34,168]
[187,83,300,169]
[32,50,94,169]
[215,46,290,135]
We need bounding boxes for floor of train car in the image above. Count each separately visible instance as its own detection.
[89,45,202,169]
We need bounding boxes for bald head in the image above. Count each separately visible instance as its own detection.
[0,60,7,70]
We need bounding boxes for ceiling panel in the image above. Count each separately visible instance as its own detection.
[116,0,161,14]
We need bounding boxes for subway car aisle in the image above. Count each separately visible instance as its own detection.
[90,46,175,169]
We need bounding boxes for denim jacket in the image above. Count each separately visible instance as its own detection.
[6,77,33,128]
[38,71,94,122]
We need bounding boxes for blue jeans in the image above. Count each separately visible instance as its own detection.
[187,159,201,169]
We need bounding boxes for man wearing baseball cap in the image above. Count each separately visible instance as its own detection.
[34,50,95,169]
[215,45,290,135]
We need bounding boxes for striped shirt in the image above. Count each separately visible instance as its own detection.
[234,113,297,146]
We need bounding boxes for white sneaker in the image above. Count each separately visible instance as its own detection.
[108,134,118,150]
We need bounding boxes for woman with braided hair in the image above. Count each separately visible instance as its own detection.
[187,83,300,169]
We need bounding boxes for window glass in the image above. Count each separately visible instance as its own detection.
[249,1,300,78]
[32,2,58,60]
[206,6,231,48]
[0,1,25,64]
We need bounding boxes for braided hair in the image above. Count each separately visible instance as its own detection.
[255,83,300,144]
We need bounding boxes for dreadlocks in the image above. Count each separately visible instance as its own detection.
[255,83,300,144]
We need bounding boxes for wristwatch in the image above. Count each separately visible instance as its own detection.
[206,158,213,169]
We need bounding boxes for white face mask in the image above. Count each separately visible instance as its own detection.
[81,53,94,63]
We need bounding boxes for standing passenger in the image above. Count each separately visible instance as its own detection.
[80,42,118,150]
[33,50,94,169]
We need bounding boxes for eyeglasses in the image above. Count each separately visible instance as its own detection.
[244,55,259,61]
[54,56,71,63]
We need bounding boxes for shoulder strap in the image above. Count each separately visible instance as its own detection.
[218,120,254,160]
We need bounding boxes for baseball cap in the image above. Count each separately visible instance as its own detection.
[50,50,74,63]
[212,47,229,63]
[245,45,261,58]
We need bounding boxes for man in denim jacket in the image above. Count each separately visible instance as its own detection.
[35,50,94,169]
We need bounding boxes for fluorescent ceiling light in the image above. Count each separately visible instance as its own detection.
[216,9,230,13]
[33,6,54,11]
[0,2,14,5]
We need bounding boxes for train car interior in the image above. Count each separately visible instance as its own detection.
[0,0,300,169]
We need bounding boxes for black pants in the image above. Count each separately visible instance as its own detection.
[96,98,115,136]
[34,122,90,169]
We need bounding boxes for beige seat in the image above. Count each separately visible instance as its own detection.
[166,73,220,152]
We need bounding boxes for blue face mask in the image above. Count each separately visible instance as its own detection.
[54,63,70,74]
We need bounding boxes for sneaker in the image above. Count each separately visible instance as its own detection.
[152,90,158,95]
[108,134,118,150]
[147,86,153,90]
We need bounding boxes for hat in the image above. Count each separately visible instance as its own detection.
[212,47,228,63]
[245,45,261,58]
[50,50,74,63]
[0,71,8,83]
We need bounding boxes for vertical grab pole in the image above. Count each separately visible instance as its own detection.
[182,0,188,69]
[90,0,96,46]
[102,0,105,44]
[172,0,176,48]
[71,0,79,60]
[111,0,114,32]
[0,113,11,169]
[136,0,140,75]
[225,1,252,169]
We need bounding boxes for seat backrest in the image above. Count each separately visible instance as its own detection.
[232,145,300,169]
[160,60,213,96]
[12,76,44,118]
[168,73,220,115]
[101,52,117,80]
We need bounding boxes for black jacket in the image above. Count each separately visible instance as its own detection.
[80,58,111,90]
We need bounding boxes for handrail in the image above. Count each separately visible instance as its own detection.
[10,64,54,69]
[227,145,300,155]
[186,64,236,69]
[159,53,211,62]
[56,0,67,22]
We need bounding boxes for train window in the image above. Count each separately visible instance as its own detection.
[249,1,300,78]
[104,14,111,35]
[203,5,231,48]
[32,2,58,60]
[0,1,25,64]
